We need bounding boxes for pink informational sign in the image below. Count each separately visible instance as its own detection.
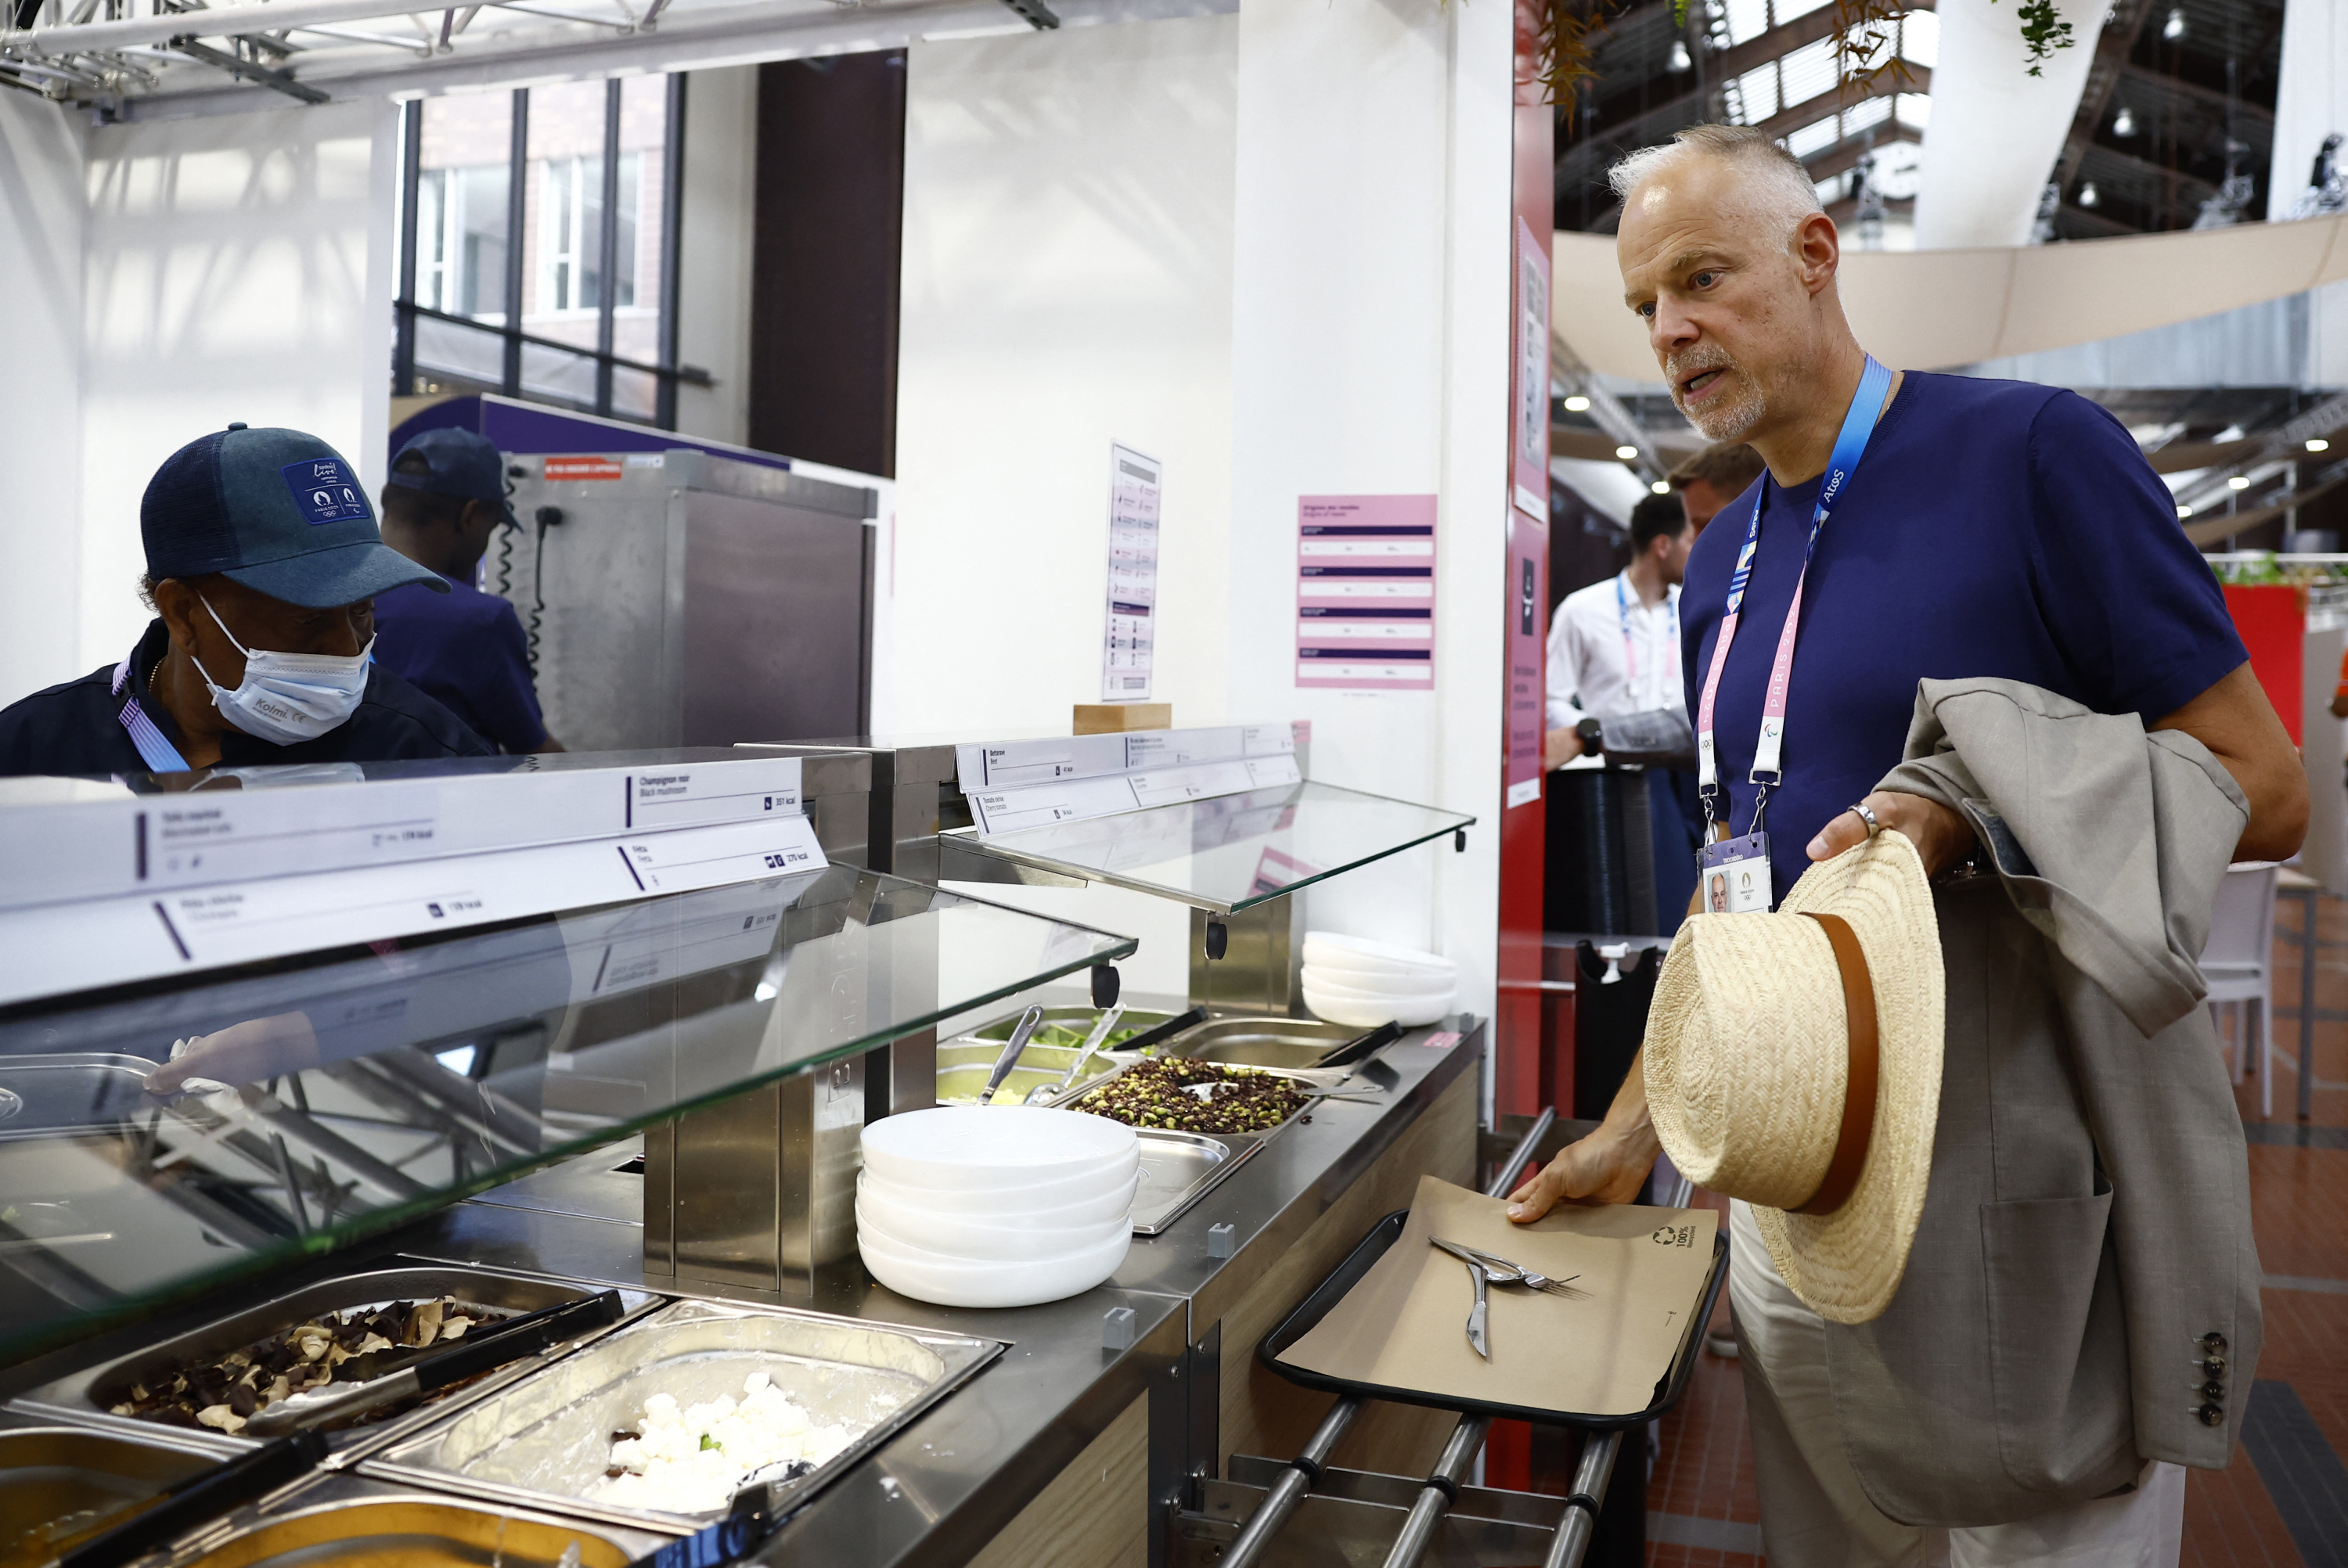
[1511,218,1553,522]
[1295,495,1438,690]
[1504,509,1547,808]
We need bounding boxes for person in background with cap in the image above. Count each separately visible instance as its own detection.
[1505,125,2306,1566]
[0,425,493,777]
[371,428,561,754]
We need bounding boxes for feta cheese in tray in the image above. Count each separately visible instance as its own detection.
[362,1297,1003,1534]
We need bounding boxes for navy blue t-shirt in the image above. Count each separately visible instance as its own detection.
[372,574,548,753]
[1679,372,2246,908]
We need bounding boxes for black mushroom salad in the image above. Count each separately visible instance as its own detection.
[107,1296,506,1433]
[1075,1059,1312,1135]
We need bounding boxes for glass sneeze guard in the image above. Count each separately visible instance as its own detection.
[0,866,1133,1364]
[945,779,1476,914]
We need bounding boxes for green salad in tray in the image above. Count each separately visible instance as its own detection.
[977,1019,1150,1052]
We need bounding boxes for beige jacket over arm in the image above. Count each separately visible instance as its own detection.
[1820,677,2260,1527]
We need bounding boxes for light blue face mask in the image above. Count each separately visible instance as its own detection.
[191,595,373,746]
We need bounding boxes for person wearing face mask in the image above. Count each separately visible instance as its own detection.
[0,423,494,776]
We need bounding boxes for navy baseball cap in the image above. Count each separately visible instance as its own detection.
[142,426,447,608]
[386,427,517,527]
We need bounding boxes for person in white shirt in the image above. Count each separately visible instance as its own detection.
[1544,489,1705,926]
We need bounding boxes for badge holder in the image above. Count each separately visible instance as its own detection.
[1697,777,1774,914]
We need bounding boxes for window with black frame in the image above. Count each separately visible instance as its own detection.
[392,75,699,428]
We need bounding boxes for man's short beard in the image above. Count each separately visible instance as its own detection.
[1673,364,1766,442]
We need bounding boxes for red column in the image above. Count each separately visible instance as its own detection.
[1486,0,1558,1498]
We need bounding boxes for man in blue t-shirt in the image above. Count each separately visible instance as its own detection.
[373,429,561,753]
[1504,124,2307,1563]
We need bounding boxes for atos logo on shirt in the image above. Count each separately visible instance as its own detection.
[280,458,371,526]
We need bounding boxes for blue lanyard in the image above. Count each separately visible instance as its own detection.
[1613,573,1676,689]
[112,651,193,774]
[1696,354,1893,822]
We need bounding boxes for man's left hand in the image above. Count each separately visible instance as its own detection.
[1806,789,1974,878]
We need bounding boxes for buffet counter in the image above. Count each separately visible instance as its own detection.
[0,1021,1477,1568]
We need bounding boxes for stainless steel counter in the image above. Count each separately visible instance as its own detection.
[0,1021,1480,1568]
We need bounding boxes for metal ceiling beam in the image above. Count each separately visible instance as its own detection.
[2173,394,2348,512]
[1711,0,1934,83]
[1748,66,1928,143]
[92,0,1223,117]
[167,31,329,97]
[5,0,462,55]
[1803,119,1921,183]
[2114,59,2277,124]
[1550,330,1672,484]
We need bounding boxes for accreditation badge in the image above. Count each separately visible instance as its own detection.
[1698,833,1773,914]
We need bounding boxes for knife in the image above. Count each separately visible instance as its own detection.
[54,1430,327,1568]
[243,1289,623,1437]
[1463,1257,1491,1360]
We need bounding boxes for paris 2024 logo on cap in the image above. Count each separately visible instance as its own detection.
[282,458,369,525]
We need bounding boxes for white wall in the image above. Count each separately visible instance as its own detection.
[892,0,1515,1012]
[77,99,397,674]
[0,94,88,704]
[674,65,761,450]
[1225,0,1513,1014]
[892,14,1239,737]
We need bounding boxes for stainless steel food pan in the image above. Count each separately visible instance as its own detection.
[166,1472,665,1568]
[362,1297,1002,1534]
[1131,1129,1259,1235]
[10,1264,659,1462]
[1164,1016,1360,1070]
[949,1005,1176,1046]
[0,1418,225,1565]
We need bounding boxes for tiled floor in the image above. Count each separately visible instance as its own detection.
[1633,894,2348,1566]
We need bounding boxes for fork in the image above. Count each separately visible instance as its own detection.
[1433,1237,1590,1300]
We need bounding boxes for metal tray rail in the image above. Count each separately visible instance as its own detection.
[361,1296,1003,1536]
[9,1261,661,1466]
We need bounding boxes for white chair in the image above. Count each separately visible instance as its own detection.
[2202,863,2278,1117]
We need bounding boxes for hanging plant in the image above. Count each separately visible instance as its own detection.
[1533,0,1624,107]
[1830,0,1920,95]
[1999,0,2075,75]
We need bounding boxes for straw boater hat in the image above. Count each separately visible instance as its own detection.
[1644,829,1943,1324]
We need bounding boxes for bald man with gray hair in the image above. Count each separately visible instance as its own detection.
[1507,124,2307,1566]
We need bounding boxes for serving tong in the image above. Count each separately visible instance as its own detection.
[1026,1003,1124,1104]
[974,1006,1046,1105]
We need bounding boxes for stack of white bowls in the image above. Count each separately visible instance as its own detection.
[1301,932,1458,1028]
[857,1106,1138,1308]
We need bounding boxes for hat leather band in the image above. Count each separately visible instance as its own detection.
[1793,911,1880,1217]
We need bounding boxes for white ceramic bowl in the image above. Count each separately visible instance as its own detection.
[1302,980,1454,1030]
[858,1222,1130,1308]
[1302,932,1456,979]
[857,1163,1140,1223]
[1299,966,1456,1005]
[856,1191,1128,1262]
[1301,962,1457,1000]
[862,1106,1138,1192]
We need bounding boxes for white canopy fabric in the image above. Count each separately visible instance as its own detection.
[1554,215,2348,382]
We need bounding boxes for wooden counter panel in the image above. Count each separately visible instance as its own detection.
[966,1391,1149,1568]
[1214,1069,1477,1479]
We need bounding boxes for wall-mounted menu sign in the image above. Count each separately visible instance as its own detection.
[1295,496,1437,690]
[1100,443,1161,703]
